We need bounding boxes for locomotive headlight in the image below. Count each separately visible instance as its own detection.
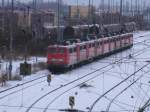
[51,58,57,61]
[51,58,63,62]
[58,59,63,62]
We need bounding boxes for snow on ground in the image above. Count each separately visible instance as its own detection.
[0,31,150,112]
[0,57,47,77]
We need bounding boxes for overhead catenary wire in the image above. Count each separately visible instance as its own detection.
[88,90,140,110]
[89,63,150,112]
[105,66,150,112]
[105,60,150,111]
[116,62,150,99]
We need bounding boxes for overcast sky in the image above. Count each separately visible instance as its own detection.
[49,0,149,5]
[11,0,150,8]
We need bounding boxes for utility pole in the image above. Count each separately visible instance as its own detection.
[131,0,133,17]
[108,0,110,24]
[2,0,5,34]
[57,0,61,42]
[101,0,104,12]
[119,0,123,24]
[77,0,80,24]
[9,0,14,80]
[112,0,115,24]
[101,0,104,25]
[88,0,91,27]
[91,0,95,24]
[7,0,9,7]
[24,7,30,63]
[33,0,39,62]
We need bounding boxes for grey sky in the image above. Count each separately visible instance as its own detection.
[47,0,150,8]
[13,0,150,8]
[66,0,149,7]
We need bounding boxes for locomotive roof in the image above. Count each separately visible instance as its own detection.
[48,33,133,48]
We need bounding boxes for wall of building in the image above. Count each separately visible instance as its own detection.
[69,5,89,18]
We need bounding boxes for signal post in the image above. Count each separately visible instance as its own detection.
[69,96,75,109]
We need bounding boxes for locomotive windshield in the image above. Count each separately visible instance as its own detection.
[48,47,65,54]
[48,48,56,53]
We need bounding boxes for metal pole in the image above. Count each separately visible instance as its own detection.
[119,0,123,23]
[88,0,91,27]
[33,0,38,62]
[101,0,104,12]
[77,0,79,20]
[2,0,4,34]
[101,0,104,25]
[91,0,94,24]
[9,0,14,80]
[131,0,133,17]
[33,0,37,11]
[57,0,61,42]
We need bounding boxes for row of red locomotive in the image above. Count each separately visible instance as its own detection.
[47,33,133,70]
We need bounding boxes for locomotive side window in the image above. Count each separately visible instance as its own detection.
[73,48,76,52]
[95,42,98,47]
[80,46,85,50]
[69,48,73,53]
[89,44,92,48]
[69,47,76,53]
[92,43,95,47]
[80,46,82,50]
[99,42,102,48]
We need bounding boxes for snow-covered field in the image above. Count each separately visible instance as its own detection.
[0,57,46,77]
[0,31,150,112]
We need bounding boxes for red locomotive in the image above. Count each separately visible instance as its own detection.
[47,33,133,71]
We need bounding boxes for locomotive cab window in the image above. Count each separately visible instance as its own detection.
[48,47,65,54]
[48,48,57,54]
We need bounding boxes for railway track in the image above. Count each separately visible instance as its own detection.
[105,68,150,112]
[0,74,47,94]
[88,63,150,112]
[24,37,150,112]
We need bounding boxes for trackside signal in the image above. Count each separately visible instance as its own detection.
[69,96,75,109]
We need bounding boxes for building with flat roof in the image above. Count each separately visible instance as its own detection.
[69,5,93,18]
